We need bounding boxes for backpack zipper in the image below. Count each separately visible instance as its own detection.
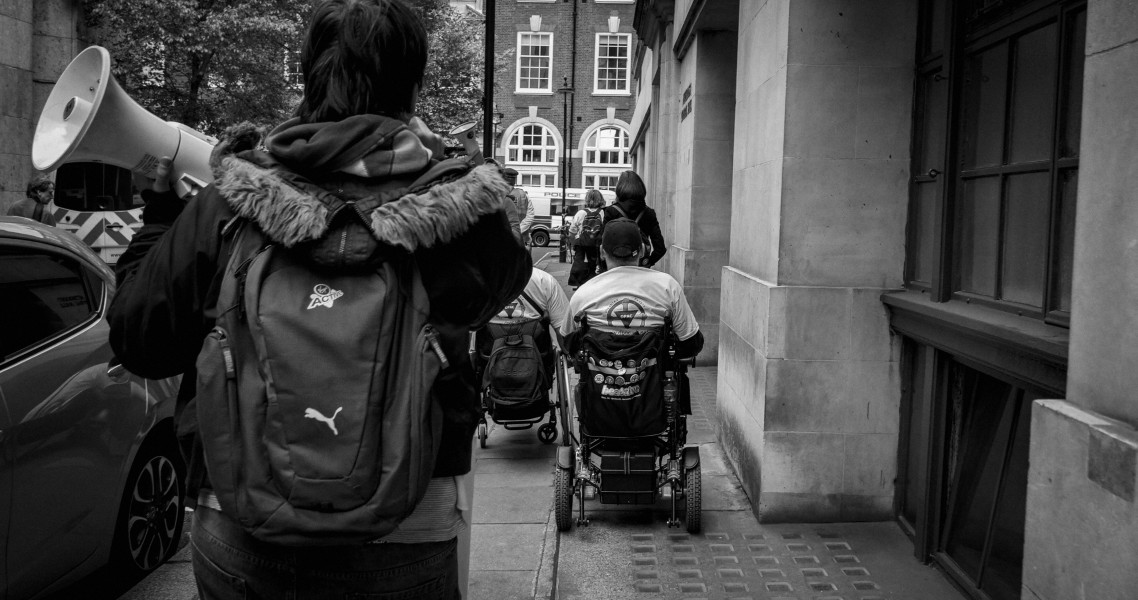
[423,325,450,369]
[214,328,235,378]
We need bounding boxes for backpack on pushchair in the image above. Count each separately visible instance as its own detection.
[473,290,559,447]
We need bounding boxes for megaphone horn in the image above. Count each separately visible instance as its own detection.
[32,45,217,197]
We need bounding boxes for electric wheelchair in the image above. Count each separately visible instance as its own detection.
[553,319,701,533]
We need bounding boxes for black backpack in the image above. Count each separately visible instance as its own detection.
[481,291,549,407]
[612,204,653,259]
[576,208,603,247]
[194,215,444,546]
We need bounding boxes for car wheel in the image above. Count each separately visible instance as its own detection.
[531,230,550,247]
[113,440,186,574]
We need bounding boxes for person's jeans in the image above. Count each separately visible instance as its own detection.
[191,506,460,600]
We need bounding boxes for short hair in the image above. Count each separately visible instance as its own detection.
[26,174,53,198]
[296,0,428,123]
[615,170,646,203]
[585,189,605,209]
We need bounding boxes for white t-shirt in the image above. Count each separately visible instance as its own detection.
[563,266,699,340]
[490,267,570,328]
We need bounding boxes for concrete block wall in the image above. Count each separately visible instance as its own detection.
[1,1,36,211]
[0,0,84,212]
[718,0,915,522]
[493,0,636,185]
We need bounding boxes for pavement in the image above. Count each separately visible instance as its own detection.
[118,247,967,600]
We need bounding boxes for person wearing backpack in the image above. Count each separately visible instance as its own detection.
[601,170,666,270]
[476,266,570,423]
[567,189,606,287]
[107,1,531,598]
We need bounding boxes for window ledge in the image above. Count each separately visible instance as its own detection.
[882,290,1069,393]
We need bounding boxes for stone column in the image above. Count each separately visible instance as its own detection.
[0,3,36,210]
[1021,1,1138,597]
[664,32,736,365]
[717,0,916,521]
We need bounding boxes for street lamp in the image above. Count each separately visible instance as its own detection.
[557,77,574,263]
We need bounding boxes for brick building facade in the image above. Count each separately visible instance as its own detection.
[491,0,638,194]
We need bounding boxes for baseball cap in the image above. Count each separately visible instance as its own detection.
[502,168,518,184]
[601,218,642,259]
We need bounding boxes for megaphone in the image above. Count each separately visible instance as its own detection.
[448,121,483,164]
[32,45,216,198]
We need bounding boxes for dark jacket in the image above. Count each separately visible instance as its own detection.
[109,145,530,504]
[603,198,667,267]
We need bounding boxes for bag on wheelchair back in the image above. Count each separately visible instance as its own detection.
[194,219,445,546]
[482,291,550,408]
[577,328,667,437]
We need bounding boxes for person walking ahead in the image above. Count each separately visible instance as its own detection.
[107,1,530,598]
[602,170,665,268]
[567,189,605,287]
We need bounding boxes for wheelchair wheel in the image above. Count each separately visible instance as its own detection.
[538,423,557,444]
[684,463,702,534]
[478,422,488,449]
[554,467,574,532]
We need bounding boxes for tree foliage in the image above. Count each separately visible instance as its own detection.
[85,0,313,134]
[410,2,485,136]
[84,0,486,137]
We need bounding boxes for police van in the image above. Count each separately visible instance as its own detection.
[51,163,145,265]
[521,187,615,247]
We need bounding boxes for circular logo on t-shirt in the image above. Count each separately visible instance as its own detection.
[606,297,647,328]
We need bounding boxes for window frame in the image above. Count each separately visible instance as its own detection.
[903,0,1085,328]
[593,33,632,95]
[0,244,104,363]
[516,31,554,94]
[506,123,560,166]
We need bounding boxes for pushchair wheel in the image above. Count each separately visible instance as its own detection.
[537,423,558,444]
[554,467,574,532]
[684,463,702,534]
[478,422,488,449]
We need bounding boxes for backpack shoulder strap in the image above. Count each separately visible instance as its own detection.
[612,205,628,219]
[519,289,546,320]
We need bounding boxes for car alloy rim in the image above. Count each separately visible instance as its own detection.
[127,455,181,571]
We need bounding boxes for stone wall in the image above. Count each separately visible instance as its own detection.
[1022,0,1138,597]
[0,0,84,212]
[717,0,915,522]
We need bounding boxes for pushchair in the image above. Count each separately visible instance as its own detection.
[471,304,560,448]
[553,320,701,533]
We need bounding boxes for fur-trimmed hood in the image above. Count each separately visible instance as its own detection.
[212,153,511,267]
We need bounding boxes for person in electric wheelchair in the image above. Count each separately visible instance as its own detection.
[554,218,705,532]
[473,266,570,447]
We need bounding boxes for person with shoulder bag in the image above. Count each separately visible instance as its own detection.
[107,1,531,598]
[600,170,666,270]
[567,189,605,287]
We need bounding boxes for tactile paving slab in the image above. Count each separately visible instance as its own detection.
[626,529,889,600]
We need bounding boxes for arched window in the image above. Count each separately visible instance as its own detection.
[582,125,630,191]
[506,123,560,187]
[508,124,559,164]
[584,126,630,166]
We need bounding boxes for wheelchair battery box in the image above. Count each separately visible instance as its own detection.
[598,450,657,504]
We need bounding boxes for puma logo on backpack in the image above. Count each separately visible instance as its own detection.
[195,218,447,546]
[576,208,603,247]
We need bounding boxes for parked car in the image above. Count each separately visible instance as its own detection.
[0,216,185,600]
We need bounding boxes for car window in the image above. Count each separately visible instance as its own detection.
[0,249,98,359]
